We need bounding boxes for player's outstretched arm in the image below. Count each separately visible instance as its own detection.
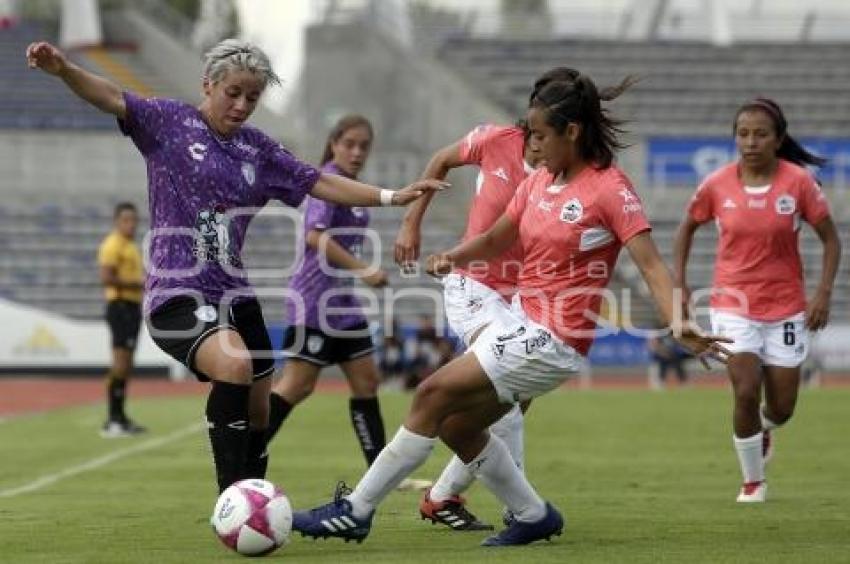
[672,215,701,301]
[310,173,448,208]
[26,41,126,119]
[626,231,733,363]
[305,230,388,288]
[807,216,841,331]
[395,142,464,265]
[426,213,518,277]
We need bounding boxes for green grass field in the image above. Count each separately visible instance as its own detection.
[1,387,849,563]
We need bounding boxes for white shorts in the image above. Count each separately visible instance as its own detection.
[710,309,808,368]
[443,273,511,348]
[471,300,581,404]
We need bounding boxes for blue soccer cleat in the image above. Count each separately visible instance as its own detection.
[481,502,564,547]
[292,482,374,544]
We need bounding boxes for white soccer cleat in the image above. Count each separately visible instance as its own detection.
[736,481,767,503]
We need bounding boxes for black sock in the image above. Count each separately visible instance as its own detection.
[244,428,269,480]
[107,374,127,422]
[349,397,386,466]
[265,392,294,444]
[206,381,251,493]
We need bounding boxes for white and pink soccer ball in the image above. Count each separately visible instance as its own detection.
[211,479,293,556]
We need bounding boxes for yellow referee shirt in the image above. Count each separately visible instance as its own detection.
[97,231,143,303]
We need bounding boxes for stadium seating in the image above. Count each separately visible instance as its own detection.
[438,38,850,135]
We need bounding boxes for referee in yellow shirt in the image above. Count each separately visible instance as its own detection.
[97,202,146,437]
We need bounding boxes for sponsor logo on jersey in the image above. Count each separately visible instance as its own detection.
[491,167,509,182]
[491,343,506,360]
[234,140,259,156]
[723,198,737,209]
[619,187,642,213]
[775,194,796,215]
[496,326,526,342]
[188,142,207,161]
[538,199,554,212]
[560,198,583,223]
[523,329,552,355]
[748,199,767,209]
[183,117,206,129]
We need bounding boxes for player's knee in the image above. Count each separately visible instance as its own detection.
[209,355,253,385]
[771,404,795,424]
[351,374,379,397]
[411,377,449,416]
[285,378,316,404]
[734,386,760,408]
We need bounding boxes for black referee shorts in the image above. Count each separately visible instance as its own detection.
[146,295,275,382]
[106,300,142,350]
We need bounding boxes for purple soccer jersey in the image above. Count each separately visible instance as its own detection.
[286,162,371,331]
[118,92,321,315]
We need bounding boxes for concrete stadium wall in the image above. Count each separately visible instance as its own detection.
[0,130,146,198]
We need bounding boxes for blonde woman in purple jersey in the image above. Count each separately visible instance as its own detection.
[26,39,446,495]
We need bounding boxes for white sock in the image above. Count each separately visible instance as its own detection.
[467,433,546,523]
[759,405,779,431]
[429,455,474,502]
[430,404,526,502]
[347,426,435,519]
[489,403,525,470]
[733,432,765,484]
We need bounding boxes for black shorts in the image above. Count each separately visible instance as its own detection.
[106,300,142,350]
[281,322,375,367]
[146,296,275,382]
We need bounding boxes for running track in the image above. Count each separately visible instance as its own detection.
[1,373,846,418]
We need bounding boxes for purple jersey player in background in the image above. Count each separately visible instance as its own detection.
[26,38,446,495]
[266,115,393,473]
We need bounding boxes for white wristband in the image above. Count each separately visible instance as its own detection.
[379,189,395,206]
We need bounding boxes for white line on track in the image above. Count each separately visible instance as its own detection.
[0,421,204,498]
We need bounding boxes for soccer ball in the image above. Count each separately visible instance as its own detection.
[211,479,293,556]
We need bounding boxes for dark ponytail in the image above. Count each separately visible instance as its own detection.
[319,114,374,166]
[733,97,827,168]
[529,73,637,168]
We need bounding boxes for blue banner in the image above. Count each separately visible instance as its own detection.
[587,332,650,366]
[647,137,850,187]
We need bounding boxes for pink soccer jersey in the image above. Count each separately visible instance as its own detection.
[688,160,831,321]
[455,124,531,296]
[505,165,651,355]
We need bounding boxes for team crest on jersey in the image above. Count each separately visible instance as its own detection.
[307,335,324,355]
[775,194,796,215]
[560,198,583,223]
[467,297,483,314]
[241,162,256,186]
